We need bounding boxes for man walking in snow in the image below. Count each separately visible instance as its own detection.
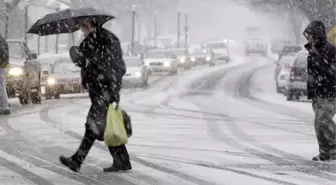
[59,17,131,172]
[303,21,336,161]
[0,33,10,115]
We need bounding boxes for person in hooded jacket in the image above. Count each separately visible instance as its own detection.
[59,17,132,172]
[0,33,10,115]
[303,21,336,161]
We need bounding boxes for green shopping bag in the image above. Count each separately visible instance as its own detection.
[104,104,128,146]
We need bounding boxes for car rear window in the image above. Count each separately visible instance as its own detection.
[294,54,307,67]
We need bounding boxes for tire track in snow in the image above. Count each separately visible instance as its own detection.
[0,109,115,185]
[39,102,213,185]
[218,60,336,180]
[156,57,304,185]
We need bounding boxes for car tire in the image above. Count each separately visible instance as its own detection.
[18,91,30,105]
[54,93,60,99]
[31,91,42,104]
[286,90,294,101]
[6,88,16,98]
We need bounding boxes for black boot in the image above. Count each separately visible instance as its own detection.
[104,145,132,172]
[312,153,336,161]
[59,156,81,172]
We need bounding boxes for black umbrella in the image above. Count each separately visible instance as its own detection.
[27,7,114,36]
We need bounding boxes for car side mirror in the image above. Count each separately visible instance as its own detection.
[28,53,37,60]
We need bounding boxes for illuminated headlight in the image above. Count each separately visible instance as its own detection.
[164,62,171,67]
[191,57,196,62]
[179,57,185,63]
[134,72,142,77]
[206,56,211,61]
[8,67,24,76]
[47,78,56,85]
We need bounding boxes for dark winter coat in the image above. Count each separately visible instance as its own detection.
[71,27,126,140]
[0,34,9,69]
[304,21,336,99]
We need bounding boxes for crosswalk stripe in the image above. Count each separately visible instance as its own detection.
[0,149,60,185]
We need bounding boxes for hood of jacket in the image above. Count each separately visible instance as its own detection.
[303,21,327,47]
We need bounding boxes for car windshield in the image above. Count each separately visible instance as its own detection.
[145,51,174,58]
[206,43,228,49]
[125,58,142,67]
[192,49,210,55]
[7,42,24,59]
[280,57,294,65]
[171,49,186,56]
[52,59,80,73]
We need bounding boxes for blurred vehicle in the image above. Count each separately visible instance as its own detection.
[5,39,42,104]
[45,57,82,99]
[190,48,215,66]
[143,49,178,75]
[271,38,292,54]
[275,56,295,93]
[202,41,230,62]
[244,37,268,56]
[278,45,302,61]
[245,26,262,38]
[170,48,192,69]
[123,57,149,87]
[286,51,308,101]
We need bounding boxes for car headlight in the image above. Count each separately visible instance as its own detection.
[47,78,56,85]
[206,56,211,61]
[164,62,171,67]
[134,72,142,77]
[179,57,185,63]
[191,57,196,62]
[8,67,24,76]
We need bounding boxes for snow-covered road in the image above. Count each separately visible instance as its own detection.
[0,55,334,185]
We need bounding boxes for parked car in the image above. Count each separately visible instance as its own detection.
[274,55,296,93]
[286,51,308,101]
[6,39,42,104]
[277,45,301,62]
[123,57,149,87]
[276,61,295,94]
[190,48,215,66]
[143,49,178,75]
[271,38,292,54]
[170,48,192,69]
[203,41,230,62]
[244,37,268,56]
[44,57,82,99]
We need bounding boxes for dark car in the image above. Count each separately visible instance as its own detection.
[6,39,42,104]
[190,48,215,66]
[45,57,83,99]
[286,51,308,101]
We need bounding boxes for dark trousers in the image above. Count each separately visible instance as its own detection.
[312,96,336,157]
[71,124,131,168]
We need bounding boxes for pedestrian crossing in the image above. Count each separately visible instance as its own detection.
[0,95,335,185]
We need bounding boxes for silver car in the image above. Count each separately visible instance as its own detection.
[45,57,82,99]
[286,51,308,101]
[170,48,192,69]
[203,41,230,62]
[190,49,215,66]
[123,57,149,87]
[144,50,178,75]
[6,39,42,104]
[245,37,268,56]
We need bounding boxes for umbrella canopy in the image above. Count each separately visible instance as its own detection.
[27,7,114,36]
